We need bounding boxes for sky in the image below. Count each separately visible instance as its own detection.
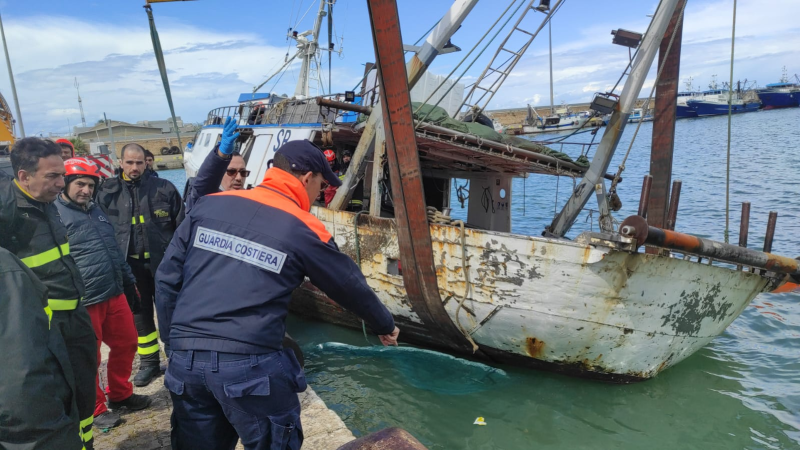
[0,0,798,136]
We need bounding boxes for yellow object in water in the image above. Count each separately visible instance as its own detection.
[473,417,487,426]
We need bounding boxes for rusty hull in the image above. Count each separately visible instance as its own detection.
[291,208,770,382]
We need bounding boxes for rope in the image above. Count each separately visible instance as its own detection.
[452,220,479,353]
[608,0,688,197]
[353,211,371,344]
[724,0,738,243]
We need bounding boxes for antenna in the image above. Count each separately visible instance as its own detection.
[74,77,87,127]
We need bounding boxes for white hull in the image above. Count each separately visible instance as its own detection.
[291,208,769,381]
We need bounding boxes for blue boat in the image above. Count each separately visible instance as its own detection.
[686,89,760,117]
[676,92,698,118]
[757,82,800,110]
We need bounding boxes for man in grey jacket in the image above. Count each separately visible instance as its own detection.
[55,157,152,431]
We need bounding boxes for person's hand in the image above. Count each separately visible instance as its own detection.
[379,326,400,346]
[124,284,141,314]
[218,116,240,156]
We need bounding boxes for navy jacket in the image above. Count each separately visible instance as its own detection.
[55,196,136,307]
[185,146,228,214]
[155,167,395,354]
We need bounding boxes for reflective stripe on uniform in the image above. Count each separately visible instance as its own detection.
[48,299,79,311]
[82,429,93,442]
[20,243,70,268]
[80,416,93,428]
[44,306,53,328]
[138,331,158,344]
[138,343,160,355]
[129,252,151,260]
[131,215,146,224]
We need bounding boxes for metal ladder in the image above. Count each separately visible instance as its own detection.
[458,0,563,119]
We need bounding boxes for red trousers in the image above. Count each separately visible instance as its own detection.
[86,293,138,416]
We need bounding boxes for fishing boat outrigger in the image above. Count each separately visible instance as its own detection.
[183,0,799,382]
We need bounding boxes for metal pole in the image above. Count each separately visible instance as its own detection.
[638,174,653,218]
[548,17,554,116]
[724,0,738,243]
[104,113,116,158]
[763,211,777,253]
[665,179,682,231]
[0,13,24,137]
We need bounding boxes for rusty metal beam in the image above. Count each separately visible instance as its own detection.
[621,215,800,276]
[638,174,653,218]
[316,97,373,115]
[648,0,686,229]
[366,0,478,354]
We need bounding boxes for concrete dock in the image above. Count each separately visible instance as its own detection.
[93,344,354,450]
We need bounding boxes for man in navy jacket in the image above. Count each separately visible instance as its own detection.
[155,139,398,450]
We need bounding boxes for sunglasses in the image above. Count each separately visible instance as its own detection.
[225,169,250,177]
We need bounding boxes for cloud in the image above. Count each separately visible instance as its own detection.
[0,15,363,135]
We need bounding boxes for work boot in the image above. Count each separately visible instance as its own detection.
[133,365,161,387]
[94,411,122,430]
[108,393,152,412]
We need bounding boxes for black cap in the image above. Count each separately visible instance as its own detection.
[276,140,342,187]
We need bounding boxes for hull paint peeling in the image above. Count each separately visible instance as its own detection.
[291,208,769,382]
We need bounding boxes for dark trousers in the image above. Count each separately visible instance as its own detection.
[166,350,305,450]
[52,304,98,449]
[128,257,161,367]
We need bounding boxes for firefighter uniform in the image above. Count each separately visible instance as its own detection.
[96,172,183,373]
[2,178,97,449]
[0,247,85,450]
[155,140,395,450]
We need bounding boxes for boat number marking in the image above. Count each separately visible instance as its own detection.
[273,129,292,151]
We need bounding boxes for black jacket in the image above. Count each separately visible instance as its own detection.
[0,174,85,307]
[185,146,228,214]
[0,247,83,450]
[96,172,183,276]
[55,195,136,307]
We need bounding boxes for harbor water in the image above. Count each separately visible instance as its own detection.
[158,107,800,449]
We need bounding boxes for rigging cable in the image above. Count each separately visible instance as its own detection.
[415,0,528,127]
[412,0,524,122]
[724,0,738,243]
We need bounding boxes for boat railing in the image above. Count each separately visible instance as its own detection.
[204,94,349,127]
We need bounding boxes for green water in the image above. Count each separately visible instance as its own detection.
[159,108,800,449]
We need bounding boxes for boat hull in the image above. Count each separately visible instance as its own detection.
[290,209,769,382]
[686,100,760,116]
[676,104,697,118]
[757,91,799,110]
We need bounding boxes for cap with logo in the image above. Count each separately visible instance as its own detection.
[276,140,342,187]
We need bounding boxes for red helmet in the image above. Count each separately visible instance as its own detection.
[64,157,99,180]
[323,149,336,162]
[55,138,74,149]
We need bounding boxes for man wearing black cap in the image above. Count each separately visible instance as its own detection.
[154,139,399,450]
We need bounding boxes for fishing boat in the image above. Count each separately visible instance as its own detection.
[686,78,760,117]
[627,107,653,123]
[504,104,589,134]
[756,68,800,110]
[183,0,799,382]
[676,78,698,118]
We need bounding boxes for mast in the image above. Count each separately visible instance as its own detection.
[648,0,687,230]
[366,0,480,354]
[548,0,681,237]
[0,13,24,137]
[294,0,327,98]
[548,16,554,115]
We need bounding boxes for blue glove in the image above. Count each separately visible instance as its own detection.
[218,116,240,156]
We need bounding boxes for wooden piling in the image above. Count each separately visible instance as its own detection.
[638,174,653,218]
[665,180,682,231]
